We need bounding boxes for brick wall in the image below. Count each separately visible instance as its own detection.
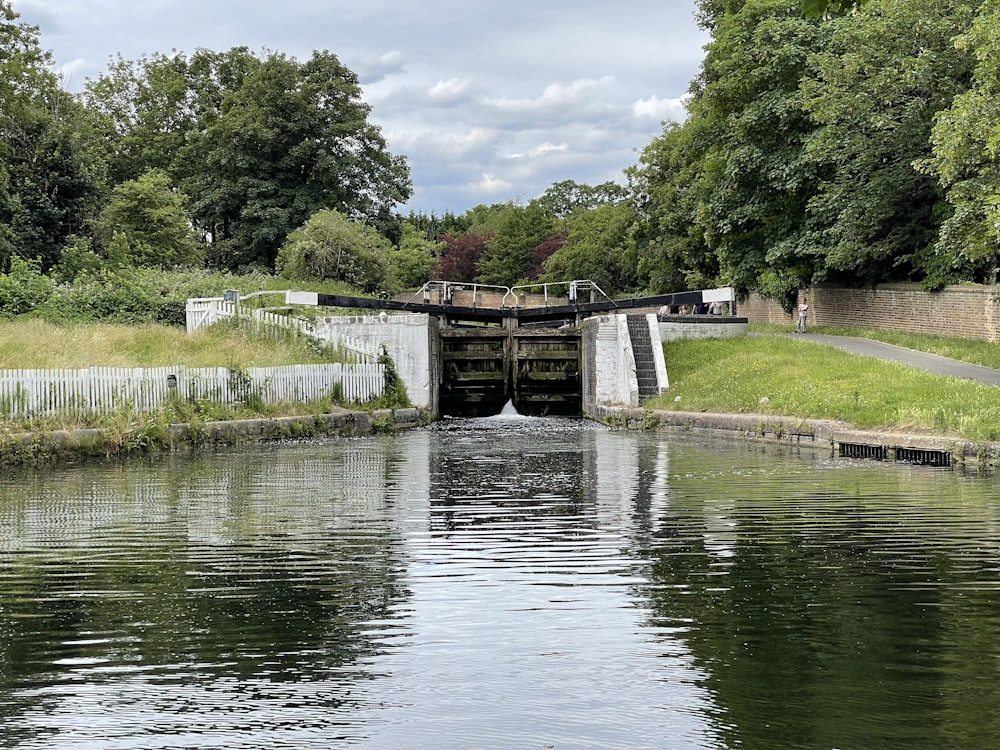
[742,283,1000,341]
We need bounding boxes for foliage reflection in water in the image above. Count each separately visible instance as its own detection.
[0,418,998,748]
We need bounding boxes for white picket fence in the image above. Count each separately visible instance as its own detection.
[0,364,385,419]
[186,297,379,363]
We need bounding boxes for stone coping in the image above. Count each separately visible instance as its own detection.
[585,405,1000,471]
[11,404,999,472]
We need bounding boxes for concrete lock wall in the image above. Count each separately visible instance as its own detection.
[657,316,749,342]
[310,313,439,412]
[305,310,740,417]
[582,315,640,410]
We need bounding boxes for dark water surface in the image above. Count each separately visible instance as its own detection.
[1,415,999,749]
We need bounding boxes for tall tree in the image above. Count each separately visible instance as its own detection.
[535,179,628,219]
[629,122,718,294]
[385,222,441,289]
[404,210,470,242]
[921,0,1000,284]
[79,52,196,185]
[690,0,831,303]
[800,0,979,288]
[0,3,101,270]
[84,47,411,271]
[475,201,556,286]
[542,202,639,294]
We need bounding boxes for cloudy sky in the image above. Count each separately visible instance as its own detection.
[11,0,710,216]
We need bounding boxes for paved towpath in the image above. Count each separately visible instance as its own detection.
[785,333,1000,388]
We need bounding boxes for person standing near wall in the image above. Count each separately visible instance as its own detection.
[795,297,809,333]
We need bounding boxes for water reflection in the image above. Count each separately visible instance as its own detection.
[0,443,415,748]
[636,442,1000,750]
[0,423,999,748]
[355,417,716,749]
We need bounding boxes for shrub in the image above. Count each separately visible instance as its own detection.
[276,209,398,294]
[0,257,54,317]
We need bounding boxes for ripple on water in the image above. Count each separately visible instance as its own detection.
[2,427,1000,748]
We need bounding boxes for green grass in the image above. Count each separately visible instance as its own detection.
[0,318,385,435]
[752,323,1000,369]
[648,335,1000,442]
[0,318,342,369]
[8,316,1000,441]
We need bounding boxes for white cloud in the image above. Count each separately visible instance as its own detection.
[428,78,474,103]
[505,142,569,161]
[10,0,710,214]
[486,76,615,115]
[632,95,689,122]
[388,127,498,161]
[468,173,514,196]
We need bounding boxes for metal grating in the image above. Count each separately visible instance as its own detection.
[895,447,951,467]
[839,443,887,461]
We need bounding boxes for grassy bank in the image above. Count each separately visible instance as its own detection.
[0,318,339,368]
[647,335,1000,442]
[0,318,407,441]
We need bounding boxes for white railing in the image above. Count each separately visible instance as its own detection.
[186,297,380,363]
[0,364,385,419]
[406,279,614,308]
[186,298,238,333]
[251,308,378,364]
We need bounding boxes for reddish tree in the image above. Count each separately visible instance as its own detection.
[431,231,491,282]
[527,229,568,280]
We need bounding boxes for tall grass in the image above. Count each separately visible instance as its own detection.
[648,335,1000,442]
[0,318,387,438]
[0,319,341,369]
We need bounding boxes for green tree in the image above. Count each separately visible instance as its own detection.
[800,0,979,288]
[629,121,718,294]
[95,169,201,268]
[690,0,830,303]
[542,202,639,294]
[475,201,556,286]
[463,202,521,236]
[276,208,396,293]
[921,0,1000,284]
[385,222,441,289]
[0,255,53,316]
[0,3,102,270]
[535,179,627,219]
[84,47,411,271]
[803,0,866,17]
[79,52,195,186]
[404,210,471,241]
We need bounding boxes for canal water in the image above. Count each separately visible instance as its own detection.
[1,415,999,749]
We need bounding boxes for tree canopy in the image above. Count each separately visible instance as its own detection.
[95,169,201,268]
[920,0,1000,283]
[5,0,1000,310]
[802,0,866,18]
[83,46,411,272]
[620,0,995,303]
[0,3,101,271]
